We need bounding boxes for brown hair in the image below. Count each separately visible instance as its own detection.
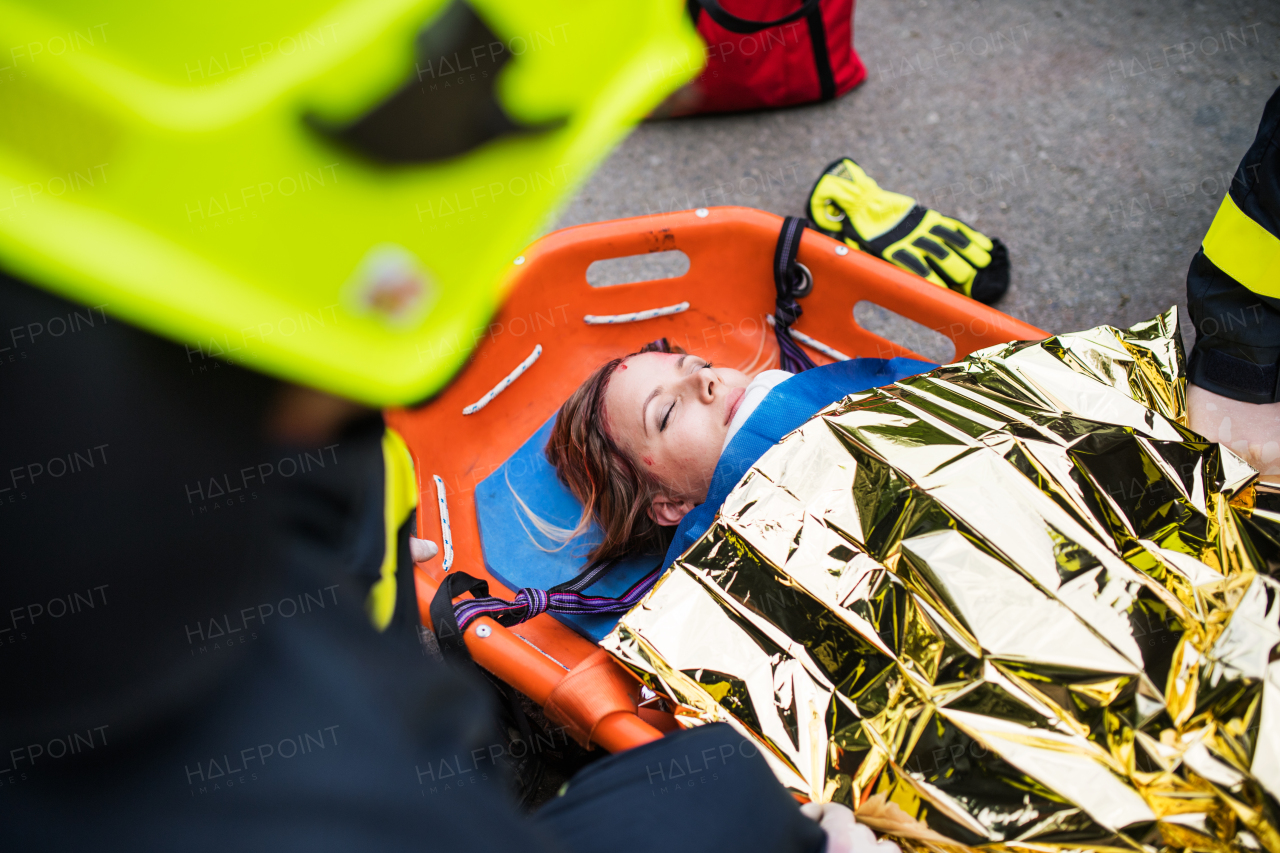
[544,339,684,564]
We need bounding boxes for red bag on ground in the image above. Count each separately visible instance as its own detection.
[658,0,866,116]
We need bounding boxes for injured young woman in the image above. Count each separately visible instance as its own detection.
[415,311,1279,852]
[543,338,791,565]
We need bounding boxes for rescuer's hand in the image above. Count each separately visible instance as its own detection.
[1187,384,1280,482]
[800,802,902,853]
[410,537,439,562]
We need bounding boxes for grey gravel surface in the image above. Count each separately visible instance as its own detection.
[554,0,1280,362]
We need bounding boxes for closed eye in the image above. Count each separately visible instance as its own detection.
[656,358,711,432]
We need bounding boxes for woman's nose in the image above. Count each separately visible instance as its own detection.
[697,367,716,403]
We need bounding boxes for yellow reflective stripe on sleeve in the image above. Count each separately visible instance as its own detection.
[1202,193,1280,299]
[365,427,420,632]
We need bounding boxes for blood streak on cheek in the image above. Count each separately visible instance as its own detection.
[642,456,654,466]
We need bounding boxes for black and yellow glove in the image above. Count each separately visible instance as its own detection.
[808,158,1010,304]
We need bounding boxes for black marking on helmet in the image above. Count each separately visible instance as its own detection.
[307,1,563,164]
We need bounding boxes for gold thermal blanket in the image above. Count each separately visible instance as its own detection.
[602,309,1280,852]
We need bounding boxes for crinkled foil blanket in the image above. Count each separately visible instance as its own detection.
[603,309,1280,852]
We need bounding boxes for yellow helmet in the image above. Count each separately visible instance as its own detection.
[0,0,702,404]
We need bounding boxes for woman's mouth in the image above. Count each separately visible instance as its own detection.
[724,386,746,426]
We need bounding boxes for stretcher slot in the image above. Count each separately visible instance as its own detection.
[853,301,957,364]
[586,249,690,286]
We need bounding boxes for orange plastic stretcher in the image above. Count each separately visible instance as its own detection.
[386,206,1046,753]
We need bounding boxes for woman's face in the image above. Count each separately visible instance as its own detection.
[603,352,750,525]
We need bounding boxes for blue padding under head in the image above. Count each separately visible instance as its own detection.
[474,418,661,641]
[475,357,936,641]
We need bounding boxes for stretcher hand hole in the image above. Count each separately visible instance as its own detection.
[853,301,957,364]
[586,249,690,287]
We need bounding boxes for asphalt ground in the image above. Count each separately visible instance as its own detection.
[554,0,1280,363]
